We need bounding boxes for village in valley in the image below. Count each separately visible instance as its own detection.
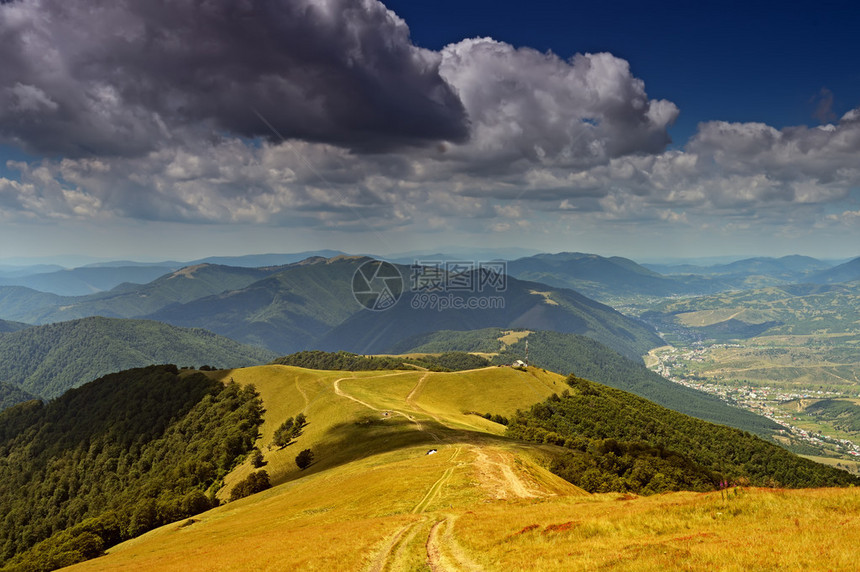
[648,344,860,464]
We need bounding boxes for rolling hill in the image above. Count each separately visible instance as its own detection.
[646,255,832,282]
[0,317,276,400]
[809,256,860,284]
[506,252,720,302]
[393,328,781,437]
[6,362,853,571]
[0,286,63,323]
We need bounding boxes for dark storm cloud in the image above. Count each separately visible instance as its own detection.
[0,0,469,157]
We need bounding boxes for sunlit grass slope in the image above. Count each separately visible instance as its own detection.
[66,365,860,571]
[211,365,564,496]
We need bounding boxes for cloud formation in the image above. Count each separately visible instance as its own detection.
[0,0,858,245]
[0,0,468,156]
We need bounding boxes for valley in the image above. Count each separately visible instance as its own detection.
[647,338,860,469]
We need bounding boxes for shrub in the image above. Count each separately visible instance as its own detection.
[295,449,314,470]
[229,471,271,501]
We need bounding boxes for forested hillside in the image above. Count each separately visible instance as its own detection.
[0,320,28,334]
[508,375,860,494]
[0,317,275,399]
[0,365,264,571]
[319,270,662,361]
[147,258,365,354]
[0,383,35,412]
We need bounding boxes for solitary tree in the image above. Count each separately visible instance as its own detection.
[295,448,314,470]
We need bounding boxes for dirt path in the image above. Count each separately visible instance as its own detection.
[369,448,464,571]
[406,372,431,404]
[471,446,542,500]
[332,375,441,442]
[295,376,310,409]
[367,518,426,572]
[426,516,483,572]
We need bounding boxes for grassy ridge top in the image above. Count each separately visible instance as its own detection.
[394,328,781,437]
[64,363,860,572]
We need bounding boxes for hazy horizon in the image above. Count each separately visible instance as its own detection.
[1,1,858,263]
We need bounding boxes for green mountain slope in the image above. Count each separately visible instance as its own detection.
[319,272,662,361]
[394,328,780,437]
[0,287,63,323]
[0,317,275,399]
[0,365,263,571]
[146,257,368,354]
[508,375,859,492]
[0,319,29,334]
[0,264,277,325]
[0,383,36,411]
[810,256,860,284]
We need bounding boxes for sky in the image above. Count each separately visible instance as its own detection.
[1,0,859,264]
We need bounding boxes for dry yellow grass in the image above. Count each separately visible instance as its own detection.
[498,329,532,347]
[65,365,860,572]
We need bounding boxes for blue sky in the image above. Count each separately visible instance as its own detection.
[0,0,859,264]
[387,0,860,143]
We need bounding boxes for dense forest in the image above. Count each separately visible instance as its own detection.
[271,350,489,372]
[0,383,35,412]
[0,317,275,399]
[507,375,860,494]
[0,365,264,571]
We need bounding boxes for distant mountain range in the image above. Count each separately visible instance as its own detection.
[645,255,832,280]
[1,251,858,369]
[507,252,726,301]
[0,264,279,324]
[0,256,663,361]
[315,261,662,361]
[0,265,179,296]
[808,256,860,284]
